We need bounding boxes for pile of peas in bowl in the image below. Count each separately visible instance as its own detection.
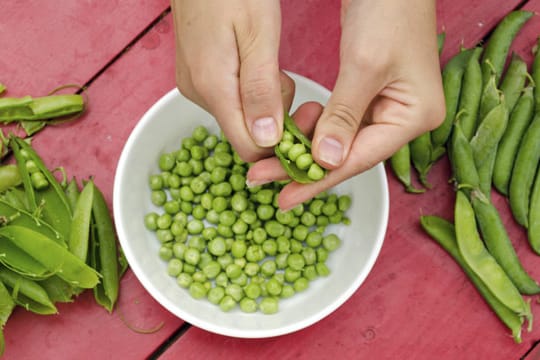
[144,125,351,314]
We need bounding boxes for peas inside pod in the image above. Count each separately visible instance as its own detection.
[145,125,351,314]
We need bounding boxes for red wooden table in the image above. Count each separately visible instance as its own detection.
[2,1,540,359]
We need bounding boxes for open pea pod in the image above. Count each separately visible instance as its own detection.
[0,267,57,315]
[9,136,72,243]
[0,240,52,280]
[275,113,326,184]
[39,275,82,304]
[0,94,84,122]
[0,225,100,289]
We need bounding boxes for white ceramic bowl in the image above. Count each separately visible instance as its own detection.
[113,72,389,338]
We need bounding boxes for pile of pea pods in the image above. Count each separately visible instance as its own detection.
[391,10,540,343]
[0,136,125,355]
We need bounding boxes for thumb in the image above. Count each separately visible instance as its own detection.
[312,65,382,169]
[236,4,283,148]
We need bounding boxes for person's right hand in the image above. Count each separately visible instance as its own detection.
[171,0,293,163]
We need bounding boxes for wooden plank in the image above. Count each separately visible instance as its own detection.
[1,4,183,359]
[0,0,169,95]
[159,0,540,359]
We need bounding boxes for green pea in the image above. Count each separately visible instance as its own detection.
[208,237,227,256]
[144,213,158,231]
[203,135,219,150]
[167,258,183,277]
[189,282,207,299]
[151,190,167,206]
[207,286,225,305]
[257,204,275,221]
[259,297,279,315]
[293,277,309,292]
[239,298,257,313]
[177,273,193,288]
[219,295,236,312]
[159,153,175,171]
[149,174,164,190]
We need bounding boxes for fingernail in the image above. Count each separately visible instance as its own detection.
[246,178,271,188]
[252,117,279,147]
[318,136,344,166]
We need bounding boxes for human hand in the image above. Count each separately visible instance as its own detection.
[248,0,445,210]
[171,0,294,163]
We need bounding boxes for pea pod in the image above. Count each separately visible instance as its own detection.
[0,94,84,122]
[0,267,57,315]
[65,177,80,212]
[275,113,326,183]
[481,10,533,86]
[431,49,474,151]
[500,53,529,113]
[0,279,14,357]
[457,47,483,141]
[0,165,21,193]
[528,166,540,254]
[454,191,531,323]
[478,63,501,122]
[420,215,523,343]
[509,114,540,227]
[448,122,480,191]
[9,136,72,242]
[493,86,535,195]
[39,275,81,304]
[0,225,100,288]
[68,181,94,262]
[0,187,29,210]
[389,144,424,193]
[532,37,540,112]
[471,193,540,295]
[410,132,432,187]
[91,184,119,312]
[470,101,508,169]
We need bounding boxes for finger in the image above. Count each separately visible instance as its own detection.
[235,3,283,148]
[277,120,417,210]
[246,102,324,185]
[311,63,383,169]
[280,71,296,113]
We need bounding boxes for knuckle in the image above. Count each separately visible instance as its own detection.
[242,75,276,105]
[422,93,446,131]
[327,103,361,133]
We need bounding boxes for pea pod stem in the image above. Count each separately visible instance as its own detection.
[420,215,524,343]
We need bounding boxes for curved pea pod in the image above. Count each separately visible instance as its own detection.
[470,101,509,169]
[9,136,72,243]
[68,180,94,262]
[509,114,540,228]
[454,191,532,324]
[431,49,474,151]
[90,184,119,312]
[528,166,540,254]
[388,144,424,193]
[493,86,534,195]
[458,47,483,141]
[481,10,533,86]
[420,215,523,343]
[0,165,21,193]
[0,267,56,315]
[275,113,326,184]
[471,193,540,295]
[409,132,432,187]
[0,225,100,288]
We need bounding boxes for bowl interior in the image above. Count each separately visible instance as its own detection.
[113,73,389,338]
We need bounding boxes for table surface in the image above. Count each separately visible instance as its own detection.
[2,1,540,359]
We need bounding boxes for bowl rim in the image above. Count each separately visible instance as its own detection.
[113,72,389,338]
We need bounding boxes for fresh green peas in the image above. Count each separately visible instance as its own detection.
[159,153,175,171]
[147,125,350,314]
